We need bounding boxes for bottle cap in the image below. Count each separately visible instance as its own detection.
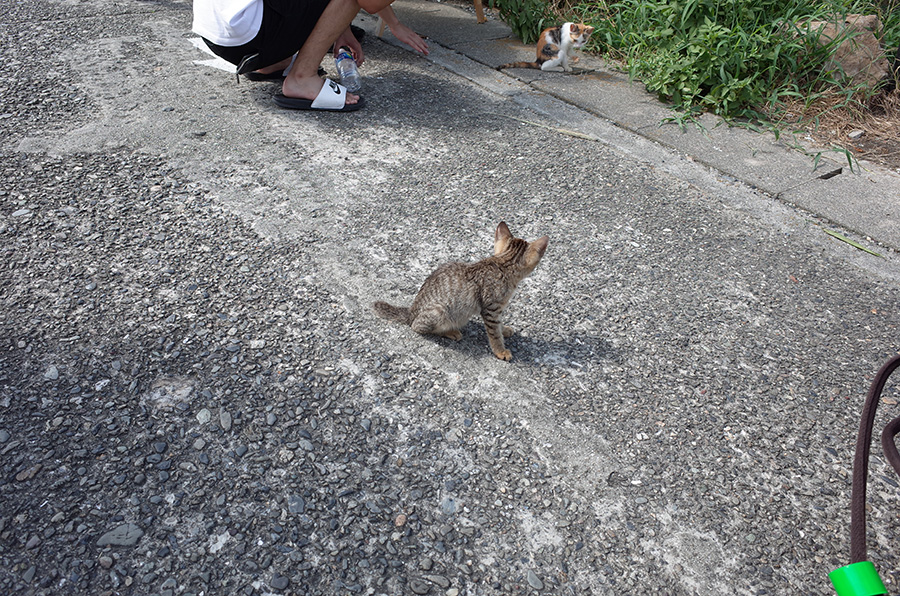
[829,562,887,596]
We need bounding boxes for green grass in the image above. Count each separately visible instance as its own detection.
[489,0,557,43]
[503,0,899,124]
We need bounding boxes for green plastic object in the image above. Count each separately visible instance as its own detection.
[829,562,887,596]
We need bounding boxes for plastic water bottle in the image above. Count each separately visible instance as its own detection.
[334,48,361,92]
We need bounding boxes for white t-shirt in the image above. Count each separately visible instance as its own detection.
[192,0,263,47]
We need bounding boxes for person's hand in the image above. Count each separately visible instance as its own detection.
[389,21,428,55]
[376,7,428,55]
[334,27,364,66]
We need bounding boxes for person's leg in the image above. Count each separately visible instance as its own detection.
[256,57,293,75]
[282,0,362,103]
[357,0,393,13]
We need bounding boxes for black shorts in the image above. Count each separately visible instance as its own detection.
[203,0,332,68]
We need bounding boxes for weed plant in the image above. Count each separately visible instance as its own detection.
[549,0,900,124]
[490,0,557,43]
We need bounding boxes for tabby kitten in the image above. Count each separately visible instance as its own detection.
[373,222,549,361]
[499,23,595,72]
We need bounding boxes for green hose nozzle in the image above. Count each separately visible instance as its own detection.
[830,561,887,596]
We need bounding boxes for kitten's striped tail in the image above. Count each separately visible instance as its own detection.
[498,61,541,70]
[373,301,411,325]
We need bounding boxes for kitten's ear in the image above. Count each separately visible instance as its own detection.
[494,222,513,254]
[525,236,549,268]
[584,26,595,35]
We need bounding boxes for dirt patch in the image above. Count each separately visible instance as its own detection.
[841,87,900,170]
[773,85,900,172]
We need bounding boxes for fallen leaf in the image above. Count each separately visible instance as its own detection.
[824,229,884,258]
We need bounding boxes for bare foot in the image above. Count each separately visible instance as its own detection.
[282,76,359,105]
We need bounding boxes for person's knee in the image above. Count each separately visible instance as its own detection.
[323,0,364,15]
[358,0,392,14]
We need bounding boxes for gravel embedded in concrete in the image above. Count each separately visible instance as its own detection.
[1,1,899,595]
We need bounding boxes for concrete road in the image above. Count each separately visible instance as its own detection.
[1,0,899,595]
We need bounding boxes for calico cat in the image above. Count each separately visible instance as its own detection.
[499,23,595,72]
[373,222,549,361]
